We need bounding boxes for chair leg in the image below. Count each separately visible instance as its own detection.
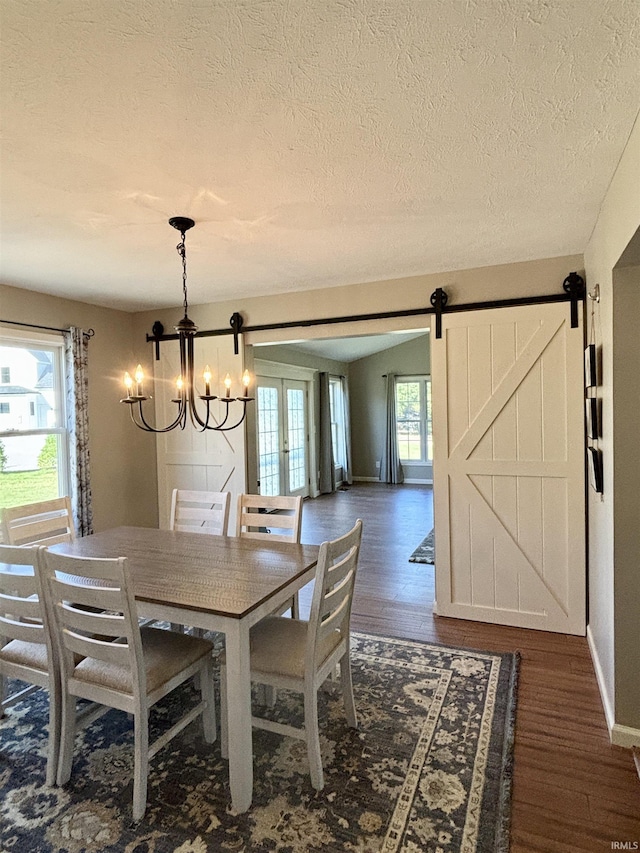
[291,592,300,620]
[200,658,216,743]
[0,675,6,719]
[304,687,324,790]
[57,691,77,786]
[219,664,228,760]
[46,678,62,787]
[132,709,149,821]
[340,652,357,729]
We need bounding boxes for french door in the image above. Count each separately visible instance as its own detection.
[431,302,586,635]
[256,377,309,498]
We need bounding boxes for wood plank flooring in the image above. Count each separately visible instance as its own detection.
[299,482,640,852]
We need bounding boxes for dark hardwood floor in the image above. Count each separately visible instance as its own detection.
[299,482,640,853]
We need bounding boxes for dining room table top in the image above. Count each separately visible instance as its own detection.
[50,526,320,620]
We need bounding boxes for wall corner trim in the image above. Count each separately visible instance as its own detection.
[587,627,640,747]
[611,724,640,749]
[587,625,615,735]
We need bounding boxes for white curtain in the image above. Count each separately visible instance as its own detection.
[379,373,404,484]
[64,328,94,536]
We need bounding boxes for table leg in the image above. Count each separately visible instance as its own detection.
[224,619,253,813]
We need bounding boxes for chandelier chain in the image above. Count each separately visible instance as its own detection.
[177,232,188,314]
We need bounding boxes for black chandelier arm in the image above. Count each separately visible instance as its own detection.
[188,396,212,431]
[125,398,187,433]
[208,398,253,431]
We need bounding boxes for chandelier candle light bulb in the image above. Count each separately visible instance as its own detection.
[120,217,253,433]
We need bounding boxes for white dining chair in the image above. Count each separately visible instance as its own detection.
[169,489,231,536]
[168,489,231,635]
[220,518,363,790]
[40,548,217,821]
[2,497,75,546]
[236,493,303,618]
[0,543,60,786]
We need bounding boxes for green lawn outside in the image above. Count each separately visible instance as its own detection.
[0,469,59,509]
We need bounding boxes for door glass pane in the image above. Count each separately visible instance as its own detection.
[287,388,306,493]
[257,386,280,496]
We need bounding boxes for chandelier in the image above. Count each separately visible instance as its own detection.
[121,217,253,433]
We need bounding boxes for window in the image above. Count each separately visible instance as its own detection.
[395,376,432,463]
[0,332,69,511]
[329,377,347,470]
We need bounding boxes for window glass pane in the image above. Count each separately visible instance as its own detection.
[257,386,280,496]
[0,345,62,431]
[287,388,306,492]
[0,433,62,509]
[0,338,68,509]
[395,379,427,463]
[329,378,346,469]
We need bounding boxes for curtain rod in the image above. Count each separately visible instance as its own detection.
[0,319,94,338]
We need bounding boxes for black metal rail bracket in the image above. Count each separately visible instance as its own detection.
[563,272,586,329]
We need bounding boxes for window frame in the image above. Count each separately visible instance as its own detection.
[0,328,70,501]
[328,376,347,471]
[395,374,432,465]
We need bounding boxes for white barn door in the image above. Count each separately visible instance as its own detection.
[154,335,247,532]
[432,302,585,635]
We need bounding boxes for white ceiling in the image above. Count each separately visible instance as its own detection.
[1,1,639,313]
[256,330,429,362]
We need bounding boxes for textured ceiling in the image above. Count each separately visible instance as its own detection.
[1,0,639,313]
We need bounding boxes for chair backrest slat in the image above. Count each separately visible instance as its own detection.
[169,489,230,535]
[2,498,75,546]
[0,594,42,621]
[57,599,126,637]
[49,577,121,611]
[307,519,363,667]
[63,630,131,666]
[236,494,303,543]
[0,544,47,649]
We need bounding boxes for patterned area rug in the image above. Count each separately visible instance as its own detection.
[409,528,435,563]
[0,632,518,853]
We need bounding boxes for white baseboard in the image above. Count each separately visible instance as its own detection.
[587,626,640,747]
[587,626,616,735]
[612,723,640,749]
[353,476,433,485]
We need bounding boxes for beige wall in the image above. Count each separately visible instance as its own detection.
[349,335,431,480]
[0,283,157,531]
[584,109,640,740]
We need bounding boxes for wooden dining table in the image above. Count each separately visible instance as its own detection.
[50,525,319,813]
